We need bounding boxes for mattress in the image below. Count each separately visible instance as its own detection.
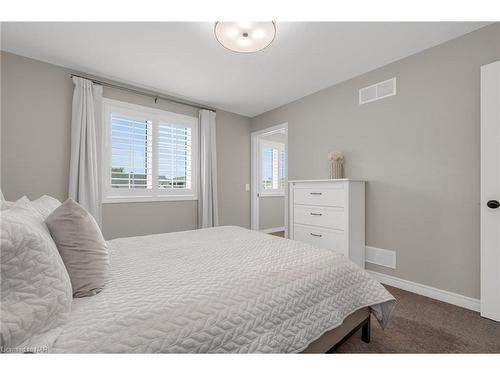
[49,226,395,353]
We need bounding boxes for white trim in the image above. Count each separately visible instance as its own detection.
[251,123,288,235]
[260,226,285,234]
[259,193,286,198]
[365,246,397,269]
[101,98,199,203]
[102,195,198,204]
[288,178,364,183]
[367,270,480,312]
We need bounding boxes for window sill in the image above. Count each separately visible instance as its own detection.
[102,195,198,204]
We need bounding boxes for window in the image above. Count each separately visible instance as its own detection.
[103,99,198,202]
[260,139,286,196]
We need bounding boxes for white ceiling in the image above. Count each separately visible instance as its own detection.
[1,22,489,117]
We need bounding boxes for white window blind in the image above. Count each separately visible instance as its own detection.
[260,140,286,196]
[111,115,153,189]
[102,99,198,203]
[279,149,286,190]
[158,123,192,190]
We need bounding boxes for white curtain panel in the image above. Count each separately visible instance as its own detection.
[69,77,103,226]
[198,109,219,228]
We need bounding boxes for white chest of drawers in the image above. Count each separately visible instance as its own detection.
[288,179,365,268]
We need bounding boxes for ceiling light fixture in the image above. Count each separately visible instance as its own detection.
[214,22,276,53]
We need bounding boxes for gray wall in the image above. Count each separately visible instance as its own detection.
[251,24,500,299]
[216,110,252,228]
[0,51,251,239]
[259,196,284,230]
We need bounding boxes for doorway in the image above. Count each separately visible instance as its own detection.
[251,123,288,237]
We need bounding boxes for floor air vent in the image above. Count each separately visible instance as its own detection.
[359,77,396,105]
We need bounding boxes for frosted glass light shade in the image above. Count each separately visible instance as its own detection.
[214,22,276,53]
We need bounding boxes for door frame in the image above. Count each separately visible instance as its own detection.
[250,123,288,236]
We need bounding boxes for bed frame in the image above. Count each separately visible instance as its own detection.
[302,307,371,353]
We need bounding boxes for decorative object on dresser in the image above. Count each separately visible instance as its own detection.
[288,179,365,268]
[328,151,344,179]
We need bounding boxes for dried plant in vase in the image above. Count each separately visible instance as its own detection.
[328,151,344,179]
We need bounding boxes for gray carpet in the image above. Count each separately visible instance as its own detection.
[337,285,500,353]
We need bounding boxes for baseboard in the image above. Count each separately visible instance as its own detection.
[260,226,285,234]
[365,246,396,269]
[367,270,480,312]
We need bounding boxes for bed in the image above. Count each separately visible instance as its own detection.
[44,226,394,353]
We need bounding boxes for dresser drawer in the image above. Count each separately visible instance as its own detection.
[293,186,345,207]
[293,205,345,230]
[293,224,347,256]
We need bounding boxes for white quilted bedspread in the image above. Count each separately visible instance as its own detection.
[49,226,395,353]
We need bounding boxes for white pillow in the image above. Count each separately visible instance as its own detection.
[0,198,72,349]
[1,189,13,211]
[1,201,13,210]
[1,200,15,211]
[30,195,62,220]
[1,195,29,211]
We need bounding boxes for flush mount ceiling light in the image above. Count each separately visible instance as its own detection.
[214,22,276,53]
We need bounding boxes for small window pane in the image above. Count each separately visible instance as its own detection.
[158,123,192,190]
[111,115,152,189]
[261,147,274,190]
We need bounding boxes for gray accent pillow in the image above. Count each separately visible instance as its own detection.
[46,199,109,298]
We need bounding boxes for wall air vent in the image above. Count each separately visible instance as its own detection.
[359,77,396,105]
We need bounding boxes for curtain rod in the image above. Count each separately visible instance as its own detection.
[70,74,216,113]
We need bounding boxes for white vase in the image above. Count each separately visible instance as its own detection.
[330,161,344,179]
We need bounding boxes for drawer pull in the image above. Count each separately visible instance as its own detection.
[310,232,323,238]
[310,212,322,216]
[309,192,322,195]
